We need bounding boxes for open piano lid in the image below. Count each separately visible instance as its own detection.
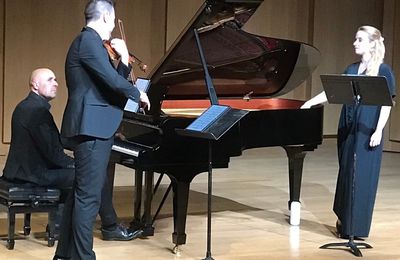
[147,0,320,112]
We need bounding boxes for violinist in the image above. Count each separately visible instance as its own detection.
[54,0,150,259]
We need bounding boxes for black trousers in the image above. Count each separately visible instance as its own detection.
[42,167,118,233]
[55,137,115,260]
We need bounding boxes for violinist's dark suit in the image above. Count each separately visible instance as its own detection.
[56,27,140,260]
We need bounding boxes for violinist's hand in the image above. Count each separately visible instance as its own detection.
[110,38,129,65]
[369,130,383,147]
[115,132,127,141]
[140,92,151,111]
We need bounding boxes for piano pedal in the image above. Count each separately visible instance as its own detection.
[172,245,182,256]
[141,226,155,237]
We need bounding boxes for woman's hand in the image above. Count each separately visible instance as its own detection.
[300,91,327,109]
[369,130,383,147]
[301,100,313,109]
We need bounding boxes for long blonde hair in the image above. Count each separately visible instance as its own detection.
[357,25,385,76]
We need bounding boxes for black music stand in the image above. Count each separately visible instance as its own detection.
[319,74,393,257]
[176,105,248,260]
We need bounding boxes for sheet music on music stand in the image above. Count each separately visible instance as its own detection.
[124,77,151,113]
[321,74,393,106]
[186,105,230,132]
[177,105,248,141]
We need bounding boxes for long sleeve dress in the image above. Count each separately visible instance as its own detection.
[333,62,396,237]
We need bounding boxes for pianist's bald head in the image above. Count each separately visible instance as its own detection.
[29,68,58,101]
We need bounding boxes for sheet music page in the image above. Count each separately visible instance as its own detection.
[186,105,229,132]
[124,78,151,112]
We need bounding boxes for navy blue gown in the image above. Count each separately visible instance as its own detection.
[333,62,396,237]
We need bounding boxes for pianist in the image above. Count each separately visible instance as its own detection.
[2,68,137,244]
[302,25,396,239]
[55,1,150,259]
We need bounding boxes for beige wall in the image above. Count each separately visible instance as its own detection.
[383,0,400,151]
[117,0,166,75]
[0,0,166,154]
[166,0,204,50]
[3,0,85,143]
[1,0,399,155]
[0,1,4,154]
[243,0,313,100]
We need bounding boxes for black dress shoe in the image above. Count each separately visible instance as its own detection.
[101,224,143,241]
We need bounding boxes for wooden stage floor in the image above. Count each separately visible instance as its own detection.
[1,138,400,259]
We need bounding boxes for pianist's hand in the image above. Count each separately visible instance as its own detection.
[140,91,151,110]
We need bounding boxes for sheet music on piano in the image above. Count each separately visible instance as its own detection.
[124,77,151,113]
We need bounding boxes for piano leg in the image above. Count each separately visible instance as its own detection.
[143,171,155,236]
[130,169,143,230]
[129,169,155,236]
[167,167,227,253]
[107,155,155,235]
[170,178,190,254]
[283,145,308,225]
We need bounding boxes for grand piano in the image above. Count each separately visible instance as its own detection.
[108,0,323,253]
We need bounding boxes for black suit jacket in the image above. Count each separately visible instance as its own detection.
[2,92,74,184]
[61,27,140,140]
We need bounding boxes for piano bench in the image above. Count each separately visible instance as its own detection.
[0,178,60,250]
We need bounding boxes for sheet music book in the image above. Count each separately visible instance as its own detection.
[186,105,230,132]
[124,77,151,112]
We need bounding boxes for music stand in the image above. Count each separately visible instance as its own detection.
[319,74,393,257]
[176,105,248,260]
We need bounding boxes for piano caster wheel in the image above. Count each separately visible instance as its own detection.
[6,239,15,250]
[290,201,301,226]
[172,245,181,256]
[48,237,55,247]
[24,226,31,236]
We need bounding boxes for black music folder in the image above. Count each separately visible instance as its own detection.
[176,105,248,140]
[124,77,151,113]
[320,74,393,106]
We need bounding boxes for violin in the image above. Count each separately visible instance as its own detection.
[103,40,147,72]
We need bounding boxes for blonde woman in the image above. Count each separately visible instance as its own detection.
[302,25,396,238]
